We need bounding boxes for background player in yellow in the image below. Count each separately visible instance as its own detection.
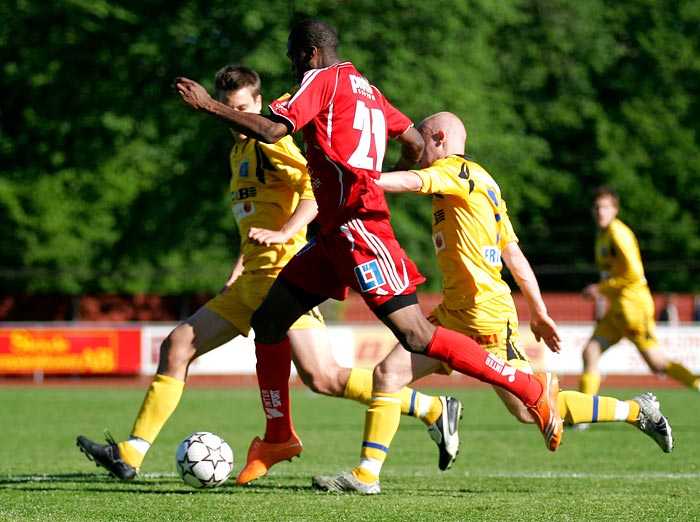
[579,186,700,395]
[313,111,674,494]
[77,66,459,485]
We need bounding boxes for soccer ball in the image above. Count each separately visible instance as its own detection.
[175,431,234,489]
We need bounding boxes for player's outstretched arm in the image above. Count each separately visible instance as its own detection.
[172,76,290,143]
[376,170,423,193]
[502,242,561,353]
[248,198,318,247]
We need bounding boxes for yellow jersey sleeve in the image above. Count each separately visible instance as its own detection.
[413,155,512,309]
[228,135,314,273]
[257,138,315,201]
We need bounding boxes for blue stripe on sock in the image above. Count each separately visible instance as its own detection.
[592,395,599,423]
[362,441,389,454]
[409,390,417,417]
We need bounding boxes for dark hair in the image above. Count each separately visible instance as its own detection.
[213,65,261,97]
[594,186,619,206]
[288,19,339,53]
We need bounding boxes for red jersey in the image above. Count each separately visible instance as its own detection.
[269,62,414,234]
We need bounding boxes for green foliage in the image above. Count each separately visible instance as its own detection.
[1,0,699,294]
[0,386,699,520]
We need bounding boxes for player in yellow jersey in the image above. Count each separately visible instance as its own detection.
[76,67,461,484]
[313,112,673,494]
[579,186,700,396]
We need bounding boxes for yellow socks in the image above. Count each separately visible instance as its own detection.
[120,374,186,468]
[117,441,147,469]
[558,390,639,425]
[664,361,699,389]
[343,367,372,404]
[343,368,442,426]
[353,391,402,483]
[579,372,601,395]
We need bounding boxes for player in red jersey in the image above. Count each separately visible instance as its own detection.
[173,19,562,493]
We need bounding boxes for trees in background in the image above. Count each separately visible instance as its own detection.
[1,0,698,295]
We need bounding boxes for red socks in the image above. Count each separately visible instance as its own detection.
[425,326,541,405]
[255,337,293,443]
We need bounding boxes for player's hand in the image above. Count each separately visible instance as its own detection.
[531,313,562,353]
[172,77,211,110]
[248,227,291,246]
[582,283,599,300]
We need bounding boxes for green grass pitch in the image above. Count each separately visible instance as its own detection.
[0,384,699,521]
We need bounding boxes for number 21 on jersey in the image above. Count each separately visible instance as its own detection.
[347,100,386,171]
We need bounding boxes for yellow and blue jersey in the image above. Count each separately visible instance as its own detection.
[228,135,315,273]
[595,218,651,303]
[413,155,516,310]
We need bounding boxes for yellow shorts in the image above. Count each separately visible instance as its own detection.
[428,293,530,372]
[593,294,657,351]
[205,271,325,336]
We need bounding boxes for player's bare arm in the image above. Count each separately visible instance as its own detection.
[248,198,319,247]
[502,242,562,353]
[582,282,600,300]
[391,126,424,170]
[220,253,245,295]
[173,77,290,143]
[376,170,423,193]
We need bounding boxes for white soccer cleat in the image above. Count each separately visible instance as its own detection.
[312,472,380,494]
[633,392,674,453]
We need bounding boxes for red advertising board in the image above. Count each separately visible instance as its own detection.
[0,327,141,375]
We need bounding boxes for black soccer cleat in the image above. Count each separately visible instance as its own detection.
[77,432,138,480]
[427,396,463,471]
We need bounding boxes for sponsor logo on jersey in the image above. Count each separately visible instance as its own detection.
[270,95,290,114]
[239,159,250,178]
[232,201,255,223]
[231,186,257,201]
[483,245,502,266]
[354,259,386,292]
[433,209,445,225]
[433,230,446,253]
[349,74,376,100]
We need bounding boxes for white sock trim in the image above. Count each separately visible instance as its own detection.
[614,401,631,422]
[358,457,383,478]
[126,437,151,455]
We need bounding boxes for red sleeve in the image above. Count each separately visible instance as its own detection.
[380,95,414,139]
[269,68,331,132]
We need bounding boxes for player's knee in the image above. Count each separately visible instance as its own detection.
[373,360,410,391]
[159,328,196,371]
[250,307,286,343]
[395,330,430,354]
[649,361,667,374]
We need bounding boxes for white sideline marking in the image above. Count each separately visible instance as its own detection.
[461,471,700,479]
[4,471,700,483]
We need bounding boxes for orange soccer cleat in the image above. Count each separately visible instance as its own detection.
[235,432,303,485]
[527,372,563,451]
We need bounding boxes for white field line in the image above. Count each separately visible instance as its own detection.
[4,471,700,483]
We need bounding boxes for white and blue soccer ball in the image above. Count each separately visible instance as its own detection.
[175,431,234,489]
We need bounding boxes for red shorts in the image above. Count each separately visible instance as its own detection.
[280,215,425,310]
